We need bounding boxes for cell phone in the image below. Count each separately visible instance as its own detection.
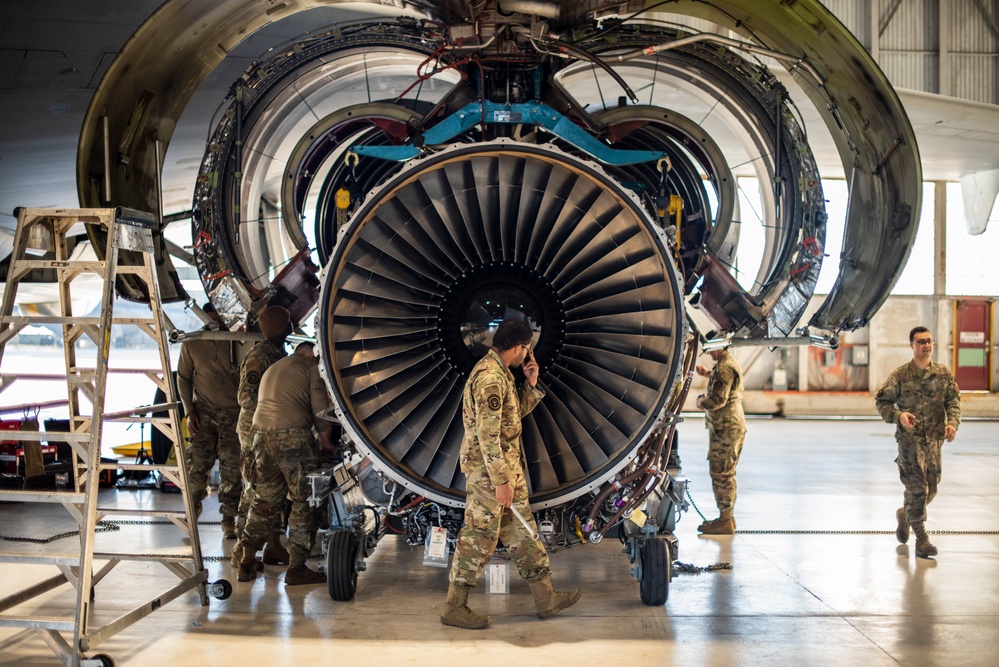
[525,347,532,362]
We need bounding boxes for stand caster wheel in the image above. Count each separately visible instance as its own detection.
[208,579,233,600]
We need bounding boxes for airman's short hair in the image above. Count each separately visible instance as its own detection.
[493,319,533,351]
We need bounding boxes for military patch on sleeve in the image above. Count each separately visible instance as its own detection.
[246,370,261,386]
[483,384,502,412]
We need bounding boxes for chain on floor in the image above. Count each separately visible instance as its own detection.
[2,515,996,566]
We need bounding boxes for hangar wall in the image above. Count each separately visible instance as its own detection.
[685,294,998,418]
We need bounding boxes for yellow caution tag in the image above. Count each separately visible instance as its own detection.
[629,508,648,528]
[335,188,351,210]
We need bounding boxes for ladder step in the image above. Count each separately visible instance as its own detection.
[104,414,175,424]
[0,615,77,632]
[113,463,180,472]
[72,368,170,376]
[0,399,69,415]
[11,259,106,272]
[0,372,65,381]
[0,490,86,503]
[0,431,91,443]
[0,550,195,564]
[93,550,195,562]
[95,508,188,518]
[0,316,157,326]
[0,553,80,566]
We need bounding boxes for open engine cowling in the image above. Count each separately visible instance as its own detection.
[317,140,686,509]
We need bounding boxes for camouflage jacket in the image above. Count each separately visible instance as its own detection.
[875,360,961,440]
[460,349,545,487]
[236,340,286,433]
[700,352,745,435]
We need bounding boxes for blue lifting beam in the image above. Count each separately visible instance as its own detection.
[352,101,667,166]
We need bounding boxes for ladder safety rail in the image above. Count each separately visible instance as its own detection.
[0,208,230,667]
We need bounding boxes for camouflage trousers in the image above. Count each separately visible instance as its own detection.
[449,470,551,588]
[896,434,943,524]
[707,428,746,514]
[238,429,319,566]
[236,425,283,535]
[185,405,241,517]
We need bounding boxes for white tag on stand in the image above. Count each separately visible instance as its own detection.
[424,525,449,567]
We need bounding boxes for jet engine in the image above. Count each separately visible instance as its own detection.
[75,0,923,603]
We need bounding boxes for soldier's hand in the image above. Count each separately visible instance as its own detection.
[695,365,709,377]
[495,482,514,508]
[898,412,915,429]
[522,356,539,387]
[945,424,957,442]
[188,410,201,436]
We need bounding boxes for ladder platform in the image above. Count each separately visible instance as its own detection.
[0,490,87,503]
[0,615,77,632]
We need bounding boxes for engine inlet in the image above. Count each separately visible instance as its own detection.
[317,140,686,508]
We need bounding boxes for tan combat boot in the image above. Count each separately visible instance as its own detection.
[285,554,326,586]
[236,548,259,582]
[911,522,938,558]
[529,577,581,619]
[231,542,264,572]
[698,511,735,535]
[262,533,289,565]
[895,508,910,544]
[440,584,490,629]
[230,543,243,569]
[221,515,237,539]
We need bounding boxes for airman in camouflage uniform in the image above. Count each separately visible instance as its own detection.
[876,326,961,558]
[231,306,291,568]
[441,319,580,630]
[235,342,333,586]
[177,303,242,537]
[695,346,746,535]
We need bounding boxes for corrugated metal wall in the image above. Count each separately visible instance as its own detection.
[824,0,999,103]
[660,1,999,104]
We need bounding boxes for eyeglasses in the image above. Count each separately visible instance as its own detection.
[913,338,934,346]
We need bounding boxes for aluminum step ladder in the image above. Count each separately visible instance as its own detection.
[0,208,231,667]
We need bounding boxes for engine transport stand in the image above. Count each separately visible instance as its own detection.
[306,455,384,601]
[618,472,689,606]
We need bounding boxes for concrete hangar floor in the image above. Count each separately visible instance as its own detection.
[1,417,997,667]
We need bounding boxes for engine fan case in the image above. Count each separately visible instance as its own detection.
[318,140,686,508]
